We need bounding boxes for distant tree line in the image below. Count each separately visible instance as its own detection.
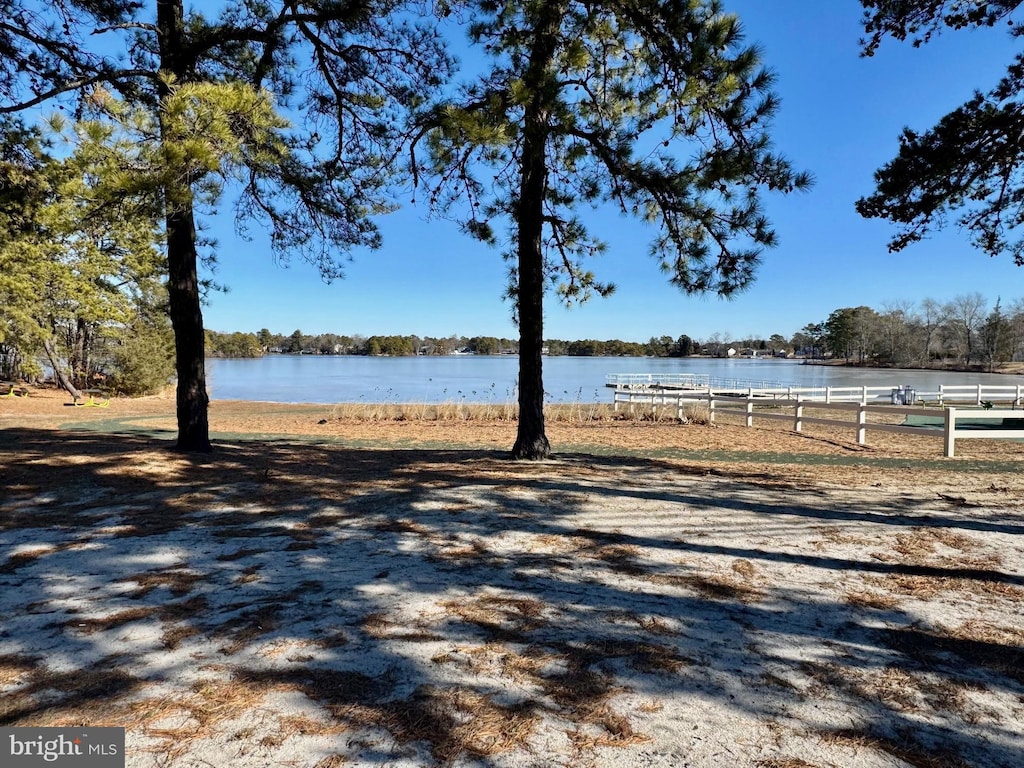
[796,294,1024,371]
[207,293,1024,372]
[205,330,524,358]
[204,329,789,359]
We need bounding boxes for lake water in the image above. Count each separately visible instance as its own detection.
[205,355,1023,404]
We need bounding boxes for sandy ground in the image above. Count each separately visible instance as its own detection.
[2,388,1023,767]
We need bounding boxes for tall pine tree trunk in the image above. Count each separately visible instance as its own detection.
[511,5,562,460]
[512,141,549,459]
[158,0,211,451]
[166,205,211,451]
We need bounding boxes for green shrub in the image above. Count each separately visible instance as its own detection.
[111,320,175,396]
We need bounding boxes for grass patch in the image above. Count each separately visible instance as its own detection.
[324,401,706,425]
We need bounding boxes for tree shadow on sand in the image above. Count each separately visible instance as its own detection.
[1,428,1022,767]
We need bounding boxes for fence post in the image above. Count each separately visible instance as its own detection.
[794,398,803,433]
[708,393,716,425]
[825,386,832,404]
[944,407,956,458]
[976,385,983,406]
[746,391,754,428]
[857,404,867,445]
[861,385,868,405]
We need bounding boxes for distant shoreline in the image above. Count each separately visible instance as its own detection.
[799,359,1024,376]
[206,351,1024,377]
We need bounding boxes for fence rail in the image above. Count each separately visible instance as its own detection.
[610,385,1024,457]
[607,375,1024,407]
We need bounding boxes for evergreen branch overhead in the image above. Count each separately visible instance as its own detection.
[857,0,1024,266]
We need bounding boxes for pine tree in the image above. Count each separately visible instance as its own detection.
[416,0,810,458]
[1,0,451,450]
[0,115,167,398]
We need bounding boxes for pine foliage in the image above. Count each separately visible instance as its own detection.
[857,1,1024,264]
[418,0,811,301]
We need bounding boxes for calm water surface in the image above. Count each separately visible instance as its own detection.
[206,355,1023,404]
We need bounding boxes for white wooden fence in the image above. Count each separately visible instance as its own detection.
[610,385,1024,457]
[942,407,1024,457]
[606,375,1024,407]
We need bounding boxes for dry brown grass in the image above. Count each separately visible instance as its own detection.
[67,607,158,635]
[315,630,350,649]
[325,400,702,426]
[891,527,976,559]
[129,676,294,762]
[0,547,56,574]
[215,603,284,655]
[953,618,1024,649]
[372,517,432,534]
[429,537,495,564]
[9,386,1024,495]
[233,565,262,585]
[389,687,540,764]
[584,639,690,674]
[801,649,993,748]
[888,575,1017,599]
[0,653,41,688]
[731,558,757,579]
[646,571,764,603]
[161,623,201,651]
[543,656,641,749]
[443,594,550,641]
[589,543,648,575]
[866,526,1022,601]
[813,526,871,547]
[424,618,682,754]
[0,660,142,728]
[897,620,1024,684]
[844,589,901,610]
[818,728,973,768]
[215,547,265,561]
[118,566,203,598]
[360,611,396,639]
[312,755,346,768]
[227,668,539,765]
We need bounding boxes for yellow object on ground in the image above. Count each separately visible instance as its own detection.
[74,390,110,407]
[2,382,28,398]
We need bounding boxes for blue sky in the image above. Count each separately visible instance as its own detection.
[201,1,1024,343]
